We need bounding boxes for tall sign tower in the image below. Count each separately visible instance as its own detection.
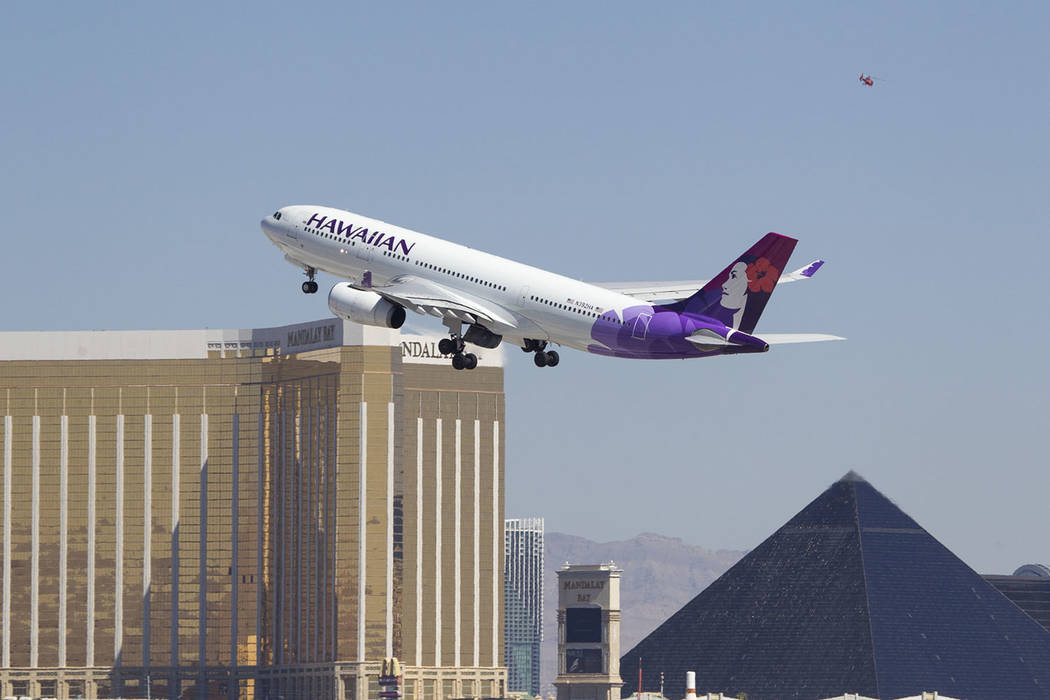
[554,563,624,700]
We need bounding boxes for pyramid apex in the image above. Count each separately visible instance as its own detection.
[839,469,867,483]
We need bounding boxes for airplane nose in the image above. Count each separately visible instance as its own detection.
[261,216,279,241]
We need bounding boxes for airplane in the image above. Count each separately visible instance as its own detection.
[260,205,842,370]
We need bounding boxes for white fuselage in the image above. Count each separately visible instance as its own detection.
[262,205,650,352]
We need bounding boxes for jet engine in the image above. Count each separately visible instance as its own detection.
[463,324,503,349]
[328,283,406,329]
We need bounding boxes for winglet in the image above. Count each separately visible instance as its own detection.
[797,259,824,277]
[779,259,824,283]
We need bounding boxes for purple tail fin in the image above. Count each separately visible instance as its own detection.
[676,232,797,334]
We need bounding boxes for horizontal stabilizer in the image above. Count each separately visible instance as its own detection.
[685,331,843,352]
[760,333,845,344]
[684,332,732,347]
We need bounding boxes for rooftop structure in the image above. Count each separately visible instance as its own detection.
[984,563,1050,633]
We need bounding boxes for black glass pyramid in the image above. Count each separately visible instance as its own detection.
[621,472,1050,700]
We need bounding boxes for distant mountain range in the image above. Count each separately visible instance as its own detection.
[538,532,745,697]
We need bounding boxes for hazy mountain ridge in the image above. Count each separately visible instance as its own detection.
[539,532,745,696]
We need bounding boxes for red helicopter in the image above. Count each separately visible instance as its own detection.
[859,73,876,86]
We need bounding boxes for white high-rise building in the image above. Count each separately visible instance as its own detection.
[504,518,544,696]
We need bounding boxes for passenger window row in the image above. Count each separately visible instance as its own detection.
[303,224,509,292]
[529,296,627,325]
[414,259,506,291]
[307,226,356,245]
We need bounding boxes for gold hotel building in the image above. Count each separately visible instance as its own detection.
[0,317,506,699]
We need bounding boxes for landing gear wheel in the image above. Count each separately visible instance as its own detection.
[545,350,559,367]
[464,353,478,370]
[301,267,318,293]
[533,352,548,368]
[439,338,457,356]
[452,353,466,370]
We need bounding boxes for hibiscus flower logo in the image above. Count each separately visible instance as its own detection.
[746,257,779,294]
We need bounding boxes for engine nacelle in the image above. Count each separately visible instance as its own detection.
[328,283,406,329]
[463,324,503,349]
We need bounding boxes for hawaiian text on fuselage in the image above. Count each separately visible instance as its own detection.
[306,213,416,256]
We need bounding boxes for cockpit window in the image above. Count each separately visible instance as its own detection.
[273,211,282,220]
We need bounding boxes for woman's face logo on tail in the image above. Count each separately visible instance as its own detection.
[721,262,749,311]
[714,257,780,330]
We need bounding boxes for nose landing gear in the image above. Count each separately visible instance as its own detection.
[301,267,319,294]
[522,339,559,368]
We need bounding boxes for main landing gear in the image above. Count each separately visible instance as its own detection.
[522,338,559,368]
[439,335,478,371]
[301,267,319,294]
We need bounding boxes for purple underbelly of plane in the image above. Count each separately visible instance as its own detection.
[586,304,768,360]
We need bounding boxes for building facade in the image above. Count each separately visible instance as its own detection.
[504,517,543,696]
[0,318,506,700]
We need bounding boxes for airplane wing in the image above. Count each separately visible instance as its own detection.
[593,260,825,303]
[364,276,517,328]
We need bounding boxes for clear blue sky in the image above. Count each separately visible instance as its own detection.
[2,3,1047,574]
